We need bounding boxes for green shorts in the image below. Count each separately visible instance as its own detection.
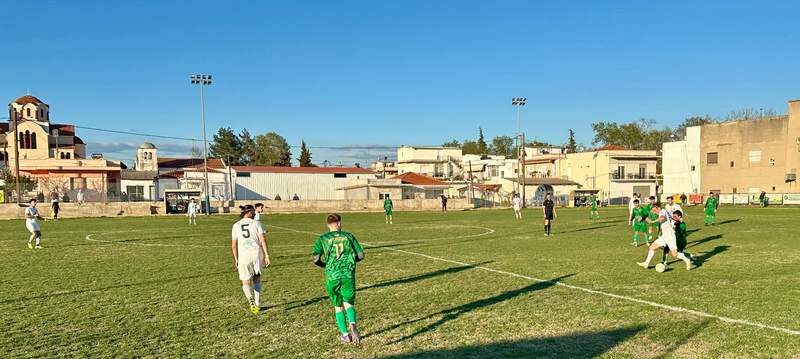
[326,275,356,307]
[633,221,647,232]
[385,209,393,216]
[705,209,715,216]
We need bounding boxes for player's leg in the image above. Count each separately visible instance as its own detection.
[35,230,42,248]
[252,275,262,308]
[327,280,350,342]
[638,238,665,267]
[670,249,693,270]
[661,246,670,264]
[240,278,256,311]
[341,276,361,344]
[28,229,36,248]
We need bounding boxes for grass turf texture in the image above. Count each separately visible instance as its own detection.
[1,206,798,358]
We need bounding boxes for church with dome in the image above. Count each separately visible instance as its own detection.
[1,95,123,202]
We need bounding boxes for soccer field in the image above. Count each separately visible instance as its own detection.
[1,206,798,358]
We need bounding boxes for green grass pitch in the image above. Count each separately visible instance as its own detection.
[1,206,798,358]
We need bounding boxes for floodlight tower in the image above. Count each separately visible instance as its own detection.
[190,74,212,215]
[512,97,527,205]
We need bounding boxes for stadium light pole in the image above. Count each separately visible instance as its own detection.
[190,74,212,215]
[512,97,527,205]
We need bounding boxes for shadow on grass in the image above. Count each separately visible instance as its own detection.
[378,325,644,359]
[371,274,575,344]
[714,219,740,226]
[0,270,231,304]
[282,262,492,311]
[653,318,712,359]
[686,234,723,249]
[557,224,617,234]
[692,245,730,267]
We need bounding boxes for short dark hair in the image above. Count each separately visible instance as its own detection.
[666,196,673,200]
[327,213,342,224]
[673,210,683,217]
[634,199,640,204]
[238,204,255,218]
[254,203,264,209]
[29,198,37,203]
[649,196,655,200]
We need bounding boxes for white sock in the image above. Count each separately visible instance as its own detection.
[242,284,252,300]
[643,250,655,264]
[35,236,41,246]
[253,282,262,306]
[676,252,691,264]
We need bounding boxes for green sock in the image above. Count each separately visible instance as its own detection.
[334,310,348,334]
[661,253,668,264]
[632,233,638,244]
[345,306,357,325]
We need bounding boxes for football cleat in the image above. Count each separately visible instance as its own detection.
[348,324,362,345]
[339,334,352,344]
[637,261,649,268]
[28,242,33,249]
[35,245,43,249]
[248,298,259,314]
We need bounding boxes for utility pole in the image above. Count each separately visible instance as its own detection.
[512,97,527,206]
[9,105,22,203]
[468,160,475,206]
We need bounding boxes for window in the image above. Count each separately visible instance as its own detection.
[772,186,776,191]
[638,164,646,179]
[616,165,625,179]
[30,133,36,149]
[769,158,775,167]
[127,185,145,201]
[333,173,347,178]
[690,165,696,171]
[65,153,71,159]
[748,150,761,164]
[707,152,718,165]
[379,192,391,200]
[730,161,734,167]
[237,172,251,177]
[26,108,31,117]
[70,177,87,191]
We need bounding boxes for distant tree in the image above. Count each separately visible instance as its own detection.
[477,128,489,154]
[254,132,292,166]
[461,140,480,155]
[354,163,361,168]
[725,108,778,122]
[442,139,461,148]
[209,127,242,165]
[490,136,515,157]
[527,140,553,147]
[673,116,714,140]
[239,129,257,165]
[591,118,673,150]
[297,140,314,167]
[566,129,578,153]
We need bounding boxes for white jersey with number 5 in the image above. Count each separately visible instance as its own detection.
[232,218,264,258]
[188,202,198,215]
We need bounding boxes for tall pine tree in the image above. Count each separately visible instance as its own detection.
[239,129,257,165]
[566,129,578,153]
[477,127,489,154]
[209,127,242,165]
[297,140,314,167]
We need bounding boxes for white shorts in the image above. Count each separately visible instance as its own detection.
[26,222,41,233]
[653,233,677,251]
[237,255,262,281]
[188,212,197,217]
[513,205,521,211]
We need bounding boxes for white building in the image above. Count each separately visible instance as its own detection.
[396,146,462,179]
[662,126,702,195]
[232,166,377,200]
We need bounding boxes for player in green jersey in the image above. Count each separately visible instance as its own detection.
[645,196,658,243]
[589,195,600,220]
[661,210,694,267]
[631,199,648,246]
[704,192,718,225]
[312,213,365,344]
[383,196,394,224]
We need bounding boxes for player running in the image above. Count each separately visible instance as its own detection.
[660,210,694,268]
[231,205,271,314]
[631,199,648,246]
[704,192,718,225]
[383,196,393,224]
[512,193,522,220]
[589,194,600,220]
[25,199,44,249]
[312,213,365,344]
[638,203,694,271]
[645,196,658,243]
[187,198,199,225]
[543,193,556,236]
[628,193,640,226]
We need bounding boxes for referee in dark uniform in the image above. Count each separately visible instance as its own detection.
[542,193,556,236]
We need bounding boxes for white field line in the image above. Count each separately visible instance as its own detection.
[268,224,800,336]
[84,233,310,248]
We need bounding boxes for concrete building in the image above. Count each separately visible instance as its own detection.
[555,146,659,204]
[699,99,800,195]
[231,166,376,200]
[396,146,462,179]
[1,95,123,202]
[662,126,701,195]
[371,157,398,178]
[339,172,451,200]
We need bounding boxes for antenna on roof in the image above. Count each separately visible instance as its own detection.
[26,88,31,95]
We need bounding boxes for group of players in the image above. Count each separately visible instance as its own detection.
[628,192,720,271]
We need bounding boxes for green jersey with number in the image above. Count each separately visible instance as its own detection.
[312,230,363,280]
[634,206,649,222]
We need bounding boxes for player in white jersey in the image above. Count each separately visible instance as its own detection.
[637,203,694,270]
[25,199,44,249]
[187,199,199,225]
[664,196,683,219]
[512,193,522,220]
[254,203,265,227]
[231,204,271,314]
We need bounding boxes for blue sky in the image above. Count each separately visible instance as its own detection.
[2,1,798,165]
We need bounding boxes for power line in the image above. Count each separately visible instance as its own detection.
[71,124,413,150]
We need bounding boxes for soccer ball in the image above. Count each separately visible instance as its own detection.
[655,263,667,273]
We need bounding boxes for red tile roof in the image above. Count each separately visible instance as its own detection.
[392,172,450,186]
[158,157,224,169]
[74,136,85,145]
[232,166,374,174]
[51,124,75,136]
[13,95,46,105]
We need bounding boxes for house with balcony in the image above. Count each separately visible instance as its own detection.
[556,146,659,204]
[396,146,462,180]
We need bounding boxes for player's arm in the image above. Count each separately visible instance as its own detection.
[231,227,239,268]
[351,235,365,262]
[257,226,270,268]
[311,238,326,268]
